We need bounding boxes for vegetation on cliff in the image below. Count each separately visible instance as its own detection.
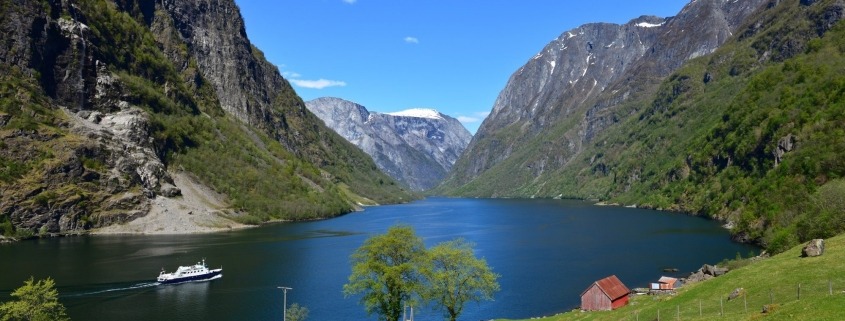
[440,0,845,253]
[0,0,413,237]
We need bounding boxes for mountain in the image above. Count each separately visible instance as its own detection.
[0,0,413,238]
[440,0,768,195]
[438,0,845,252]
[306,97,472,191]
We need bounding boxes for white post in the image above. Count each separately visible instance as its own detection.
[278,286,292,321]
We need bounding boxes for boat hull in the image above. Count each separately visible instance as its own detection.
[157,269,222,284]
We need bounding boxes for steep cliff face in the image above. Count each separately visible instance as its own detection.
[145,0,398,196]
[441,0,845,251]
[0,0,178,234]
[0,0,412,238]
[306,97,472,191]
[441,0,768,194]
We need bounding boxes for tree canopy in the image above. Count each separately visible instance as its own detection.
[343,225,426,321]
[424,239,500,321]
[285,303,309,321]
[344,225,500,321]
[0,277,69,321]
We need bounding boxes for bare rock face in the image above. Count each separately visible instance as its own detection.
[774,134,797,167]
[445,0,768,192]
[0,1,182,235]
[306,97,472,191]
[802,238,825,257]
[70,103,180,198]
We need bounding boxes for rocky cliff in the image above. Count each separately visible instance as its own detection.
[440,0,768,195]
[306,97,472,191]
[0,0,412,238]
[440,0,845,252]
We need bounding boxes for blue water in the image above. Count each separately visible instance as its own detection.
[0,198,756,320]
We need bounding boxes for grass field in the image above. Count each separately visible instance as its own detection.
[501,233,845,321]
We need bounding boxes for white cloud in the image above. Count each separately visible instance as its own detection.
[289,78,348,89]
[282,71,302,78]
[457,116,479,123]
[404,36,419,44]
[342,0,357,4]
[456,111,490,124]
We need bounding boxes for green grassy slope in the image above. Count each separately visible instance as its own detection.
[503,233,845,321]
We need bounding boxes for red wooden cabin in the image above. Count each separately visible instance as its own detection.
[580,275,630,311]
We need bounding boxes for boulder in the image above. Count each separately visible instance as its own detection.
[728,288,745,300]
[762,304,778,314]
[802,239,825,257]
[701,264,729,276]
[683,271,713,284]
[160,183,182,198]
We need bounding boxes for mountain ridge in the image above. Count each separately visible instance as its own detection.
[440,0,768,194]
[438,0,845,252]
[306,97,472,191]
[0,0,413,238]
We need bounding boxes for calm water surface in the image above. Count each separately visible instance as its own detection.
[0,198,756,320]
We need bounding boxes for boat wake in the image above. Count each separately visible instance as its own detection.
[66,282,160,297]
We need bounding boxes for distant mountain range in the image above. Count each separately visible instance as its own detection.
[306,97,471,191]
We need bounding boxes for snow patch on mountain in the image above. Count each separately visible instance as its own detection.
[387,108,444,120]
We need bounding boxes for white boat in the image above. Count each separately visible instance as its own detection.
[156,259,222,284]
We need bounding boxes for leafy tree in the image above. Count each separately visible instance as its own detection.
[0,277,69,321]
[423,239,500,321]
[343,225,426,321]
[285,303,308,321]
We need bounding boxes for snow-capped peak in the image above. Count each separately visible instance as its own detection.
[387,108,444,120]
[635,21,664,28]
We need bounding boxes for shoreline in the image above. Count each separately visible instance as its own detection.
[92,172,250,235]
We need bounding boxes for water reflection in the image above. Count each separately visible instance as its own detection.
[156,280,211,308]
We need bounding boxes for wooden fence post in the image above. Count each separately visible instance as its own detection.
[830,280,833,296]
[798,283,801,300]
[744,293,747,313]
[699,299,702,316]
[657,308,660,321]
[677,305,679,321]
[720,296,724,316]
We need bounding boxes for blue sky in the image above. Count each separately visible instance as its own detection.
[235,0,690,134]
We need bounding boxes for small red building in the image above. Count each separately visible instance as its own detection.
[580,275,630,311]
[650,276,678,290]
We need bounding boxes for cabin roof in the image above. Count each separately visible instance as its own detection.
[582,275,630,300]
[658,276,678,284]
